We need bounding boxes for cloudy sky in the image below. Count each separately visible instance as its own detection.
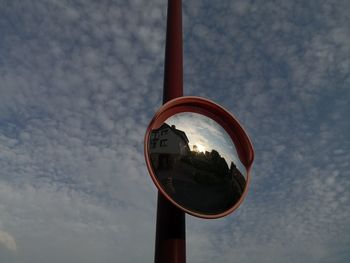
[167,112,245,172]
[0,0,349,262]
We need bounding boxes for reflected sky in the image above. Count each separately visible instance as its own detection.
[166,112,246,176]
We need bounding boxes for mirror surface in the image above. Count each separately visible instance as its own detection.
[148,112,246,215]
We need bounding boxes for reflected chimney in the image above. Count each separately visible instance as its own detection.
[171,125,176,129]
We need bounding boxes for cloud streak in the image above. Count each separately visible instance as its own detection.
[0,230,17,252]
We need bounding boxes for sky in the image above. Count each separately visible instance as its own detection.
[167,112,245,173]
[0,0,349,262]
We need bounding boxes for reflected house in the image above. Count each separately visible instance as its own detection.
[149,123,190,170]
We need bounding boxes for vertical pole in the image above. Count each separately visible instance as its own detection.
[163,0,183,102]
[154,1,185,263]
[154,195,185,263]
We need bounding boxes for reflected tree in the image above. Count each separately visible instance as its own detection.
[149,121,246,215]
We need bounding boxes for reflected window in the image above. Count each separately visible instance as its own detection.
[151,132,159,139]
[150,141,157,149]
[161,129,168,136]
[160,139,168,147]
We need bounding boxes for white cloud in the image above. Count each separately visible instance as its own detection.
[0,0,349,262]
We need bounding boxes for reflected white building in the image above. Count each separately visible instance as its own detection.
[150,123,190,169]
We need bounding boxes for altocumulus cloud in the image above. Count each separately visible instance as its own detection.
[1,0,166,262]
[1,0,350,263]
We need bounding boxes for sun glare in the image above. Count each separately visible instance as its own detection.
[193,143,206,153]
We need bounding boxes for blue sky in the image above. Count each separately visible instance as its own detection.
[0,0,349,262]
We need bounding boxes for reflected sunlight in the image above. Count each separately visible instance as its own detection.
[191,143,207,153]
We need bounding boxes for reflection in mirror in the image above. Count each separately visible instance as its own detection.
[148,112,246,215]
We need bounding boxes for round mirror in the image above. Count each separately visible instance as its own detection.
[144,96,254,218]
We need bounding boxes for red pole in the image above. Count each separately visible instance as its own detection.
[163,0,183,102]
[154,1,185,263]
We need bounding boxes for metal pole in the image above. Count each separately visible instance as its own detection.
[154,1,185,263]
[163,0,183,102]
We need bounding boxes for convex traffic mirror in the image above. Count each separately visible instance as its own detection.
[145,97,254,219]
